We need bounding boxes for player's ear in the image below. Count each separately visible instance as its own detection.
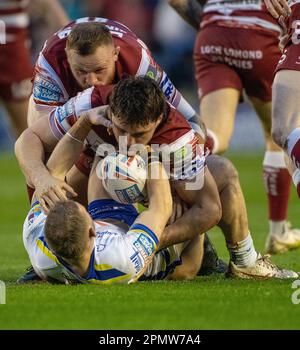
[89,227,96,238]
[155,113,164,126]
[113,46,120,61]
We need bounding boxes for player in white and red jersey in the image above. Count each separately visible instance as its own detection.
[264,0,300,254]
[29,17,197,126]
[18,76,298,279]
[169,0,300,255]
[0,0,68,137]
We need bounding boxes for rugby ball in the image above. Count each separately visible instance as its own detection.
[99,153,147,204]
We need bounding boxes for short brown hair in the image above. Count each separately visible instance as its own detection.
[66,22,113,56]
[109,76,167,127]
[44,200,89,260]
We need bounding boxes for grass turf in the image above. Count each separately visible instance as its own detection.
[0,152,300,330]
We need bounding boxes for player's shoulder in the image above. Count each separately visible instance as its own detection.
[151,104,192,147]
[24,201,46,232]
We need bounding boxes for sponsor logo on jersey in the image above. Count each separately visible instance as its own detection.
[145,64,162,82]
[95,230,117,252]
[160,76,175,99]
[56,99,75,124]
[133,233,155,260]
[115,185,144,203]
[33,75,63,103]
[27,202,42,226]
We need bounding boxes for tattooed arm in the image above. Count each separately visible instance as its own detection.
[168,0,206,30]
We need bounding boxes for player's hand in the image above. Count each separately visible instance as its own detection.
[264,0,291,18]
[168,192,189,225]
[85,105,112,127]
[34,174,77,214]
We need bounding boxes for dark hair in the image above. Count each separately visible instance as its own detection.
[66,22,113,56]
[109,76,167,127]
[44,200,88,260]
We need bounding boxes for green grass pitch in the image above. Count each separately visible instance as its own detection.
[0,152,300,330]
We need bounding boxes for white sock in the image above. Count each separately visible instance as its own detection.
[227,234,258,267]
[292,168,300,187]
[269,220,286,236]
[207,129,220,154]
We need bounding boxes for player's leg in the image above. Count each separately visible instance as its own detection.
[2,98,29,137]
[249,96,300,253]
[272,70,300,186]
[201,88,240,153]
[206,155,297,278]
[206,155,252,249]
[167,234,204,281]
[193,25,243,154]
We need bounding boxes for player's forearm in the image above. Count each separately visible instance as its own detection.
[44,0,69,31]
[47,115,93,180]
[159,204,218,249]
[168,0,204,30]
[30,0,69,30]
[14,129,49,187]
[134,163,172,240]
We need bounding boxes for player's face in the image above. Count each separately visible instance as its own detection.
[110,113,163,147]
[67,44,120,89]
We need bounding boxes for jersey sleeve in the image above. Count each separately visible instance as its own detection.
[32,53,69,110]
[161,129,206,183]
[134,44,197,124]
[48,85,113,140]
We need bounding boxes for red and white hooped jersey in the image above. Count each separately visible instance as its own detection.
[201,0,281,35]
[32,17,195,122]
[48,84,206,182]
[0,0,30,43]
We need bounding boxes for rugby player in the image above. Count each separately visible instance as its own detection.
[20,76,298,279]
[16,17,225,278]
[0,0,68,137]
[18,17,204,205]
[263,0,300,253]
[23,108,204,284]
[169,0,300,255]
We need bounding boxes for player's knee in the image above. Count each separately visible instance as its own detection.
[168,264,198,281]
[271,128,286,149]
[212,201,222,227]
[208,155,239,189]
[205,129,228,154]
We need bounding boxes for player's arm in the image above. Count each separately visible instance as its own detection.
[29,0,69,32]
[168,0,205,30]
[159,167,221,249]
[28,47,70,125]
[16,87,100,185]
[158,132,221,248]
[127,161,173,284]
[88,156,172,239]
[263,0,291,18]
[47,106,110,181]
[132,162,173,241]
